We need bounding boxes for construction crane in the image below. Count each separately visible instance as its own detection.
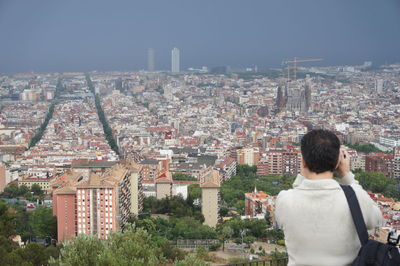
[282,57,323,81]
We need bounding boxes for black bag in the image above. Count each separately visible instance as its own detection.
[341,185,400,266]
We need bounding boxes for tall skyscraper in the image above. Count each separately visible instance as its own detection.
[147,48,155,71]
[171,47,180,73]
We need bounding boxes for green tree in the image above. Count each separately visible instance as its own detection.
[30,206,57,239]
[29,103,57,148]
[172,173,197,181]
[228,257,250,264]
[51,227,167,266]
[1,184,21,198]
[220,218,269,239]
[188,184,201,201]
[219,206,229,217]
[86,74,120,155]
[168,217,217,240]
[100,228,167,265]
[173,253,209,266]
[0,236,19,261]
[356,171,399,200]
[218,226,234,251]
[268,248,288,259]
[136,218,157,233]
[30,184,44,198]
[267,229,285,242]
[14,204,31,242]
[49,234,104,266]
[15,242,50,266]
[143,195,204,222]
[243,236,256,247]
[236,164,257,176]
[0,201,17,237]
[159,239,187,261]
[0,235,57,266]
[346,143,383,154]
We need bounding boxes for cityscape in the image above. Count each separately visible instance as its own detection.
[0,1,400,265]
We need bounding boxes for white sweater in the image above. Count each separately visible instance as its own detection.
[275,172,383,266]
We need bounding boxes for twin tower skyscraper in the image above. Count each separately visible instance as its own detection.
[147,47,180,73]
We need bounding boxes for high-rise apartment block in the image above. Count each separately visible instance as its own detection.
[365,153,394,178]
[215,157,237,181]
[140,159,162,181]
[393,147,400,179]
[0,165,6,192]
[236,147,260,166]
[171,47,180,73]
[52,162,143,241]
[201,169,220,227]
[348,150,366,171]
[257,150,301,176]
[147,48,155,71]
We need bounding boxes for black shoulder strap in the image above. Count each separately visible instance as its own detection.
[340,184,369,246]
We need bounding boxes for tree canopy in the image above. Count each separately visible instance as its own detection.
[143,195,204,222]
[356,171,400,200]
[346,143,383,154]
[0,201,60,266]
[50,226,208,266]
[220,165,295,214]
[29,206,57,239]
[172,173,197,181]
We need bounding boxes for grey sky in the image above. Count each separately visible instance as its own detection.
[0,0,399,73]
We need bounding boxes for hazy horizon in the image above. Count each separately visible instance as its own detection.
[1,0,400,73]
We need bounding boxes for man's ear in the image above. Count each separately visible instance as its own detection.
[335,151,342,170]
[301,157,308,168]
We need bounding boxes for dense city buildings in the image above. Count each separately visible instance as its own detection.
[0,61,399,242]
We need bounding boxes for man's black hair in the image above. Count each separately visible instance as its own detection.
[300,129,341,174]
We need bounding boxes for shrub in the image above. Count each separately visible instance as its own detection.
[208,243,221,251]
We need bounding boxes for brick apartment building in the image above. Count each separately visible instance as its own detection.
[52,162,143,241]
[244,188,275,221]
[365,153,394,178]
[215,157,237,181]
[257,150,301,176]
[140,159,162,181]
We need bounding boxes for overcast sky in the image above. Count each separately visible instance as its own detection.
[0,0,399,73]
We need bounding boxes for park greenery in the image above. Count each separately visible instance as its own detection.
[131,216,217,241]
[139,191,285,247]
[85,74,120,155]
[143,195,204,222]
[3,163,396,263]
[28,104,55,148]
[0,201,60,266]
[48,224,213,266]
[220,165,295,214]
[345,142,383,154]
[356,171,400,200]
[172,173,197,181]
[1,184,45,202]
